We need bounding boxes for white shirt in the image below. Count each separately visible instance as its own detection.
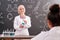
[31,26,60,40]
[14,15,31,35]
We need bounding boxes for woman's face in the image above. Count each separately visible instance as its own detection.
[18,5,26,15]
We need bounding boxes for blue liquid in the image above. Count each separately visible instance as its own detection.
[10,33,14,36]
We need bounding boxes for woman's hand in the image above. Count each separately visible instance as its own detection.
[23,20,27,24]
[20,24,24,28]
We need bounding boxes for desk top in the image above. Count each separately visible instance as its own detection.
[0,35,35,39]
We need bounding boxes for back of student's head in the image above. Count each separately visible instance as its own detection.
[47,4,60,27]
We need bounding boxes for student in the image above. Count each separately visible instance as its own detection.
[31,4,60,40]
[14,5,31,36]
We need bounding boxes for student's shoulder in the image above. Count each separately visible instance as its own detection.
[31,31,48,40]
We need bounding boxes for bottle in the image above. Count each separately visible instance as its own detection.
[22,21,25,26]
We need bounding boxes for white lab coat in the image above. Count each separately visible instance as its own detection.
[31,26,60,40]
[14,15,31,35]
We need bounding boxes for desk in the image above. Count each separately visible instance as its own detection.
[0,35,34,40]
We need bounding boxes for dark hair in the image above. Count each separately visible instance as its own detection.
[47,4,60,27]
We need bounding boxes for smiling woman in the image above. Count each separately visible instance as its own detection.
[14,5,31,36]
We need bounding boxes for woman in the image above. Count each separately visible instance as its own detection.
[31,4,60,40]
[14,5,31,36]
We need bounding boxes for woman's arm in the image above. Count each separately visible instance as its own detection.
[23,17,31,28]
